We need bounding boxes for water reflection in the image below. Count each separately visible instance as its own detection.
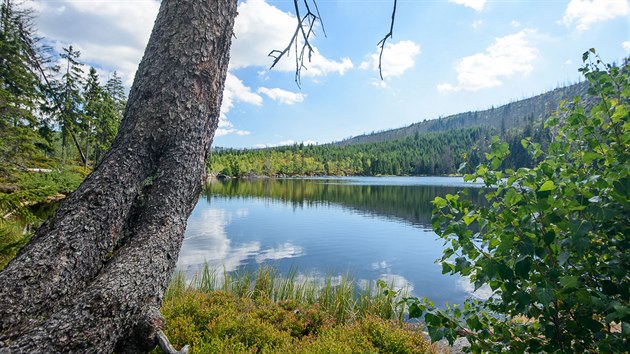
[178,208,260,275]
[203,177,484,229]
[178,177,486,306]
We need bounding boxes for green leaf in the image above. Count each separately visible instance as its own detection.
[442,262,454,274]
[538,180,556,192]
[504,189,523,206]
[559,276,579,289]
[535,286,554,304]
[433,197,447,208]
[408,303,423,319]
[515,257,532,278]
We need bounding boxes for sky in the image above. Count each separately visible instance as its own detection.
[25,0,630,148]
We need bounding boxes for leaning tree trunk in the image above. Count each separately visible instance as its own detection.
[0,0,237,352]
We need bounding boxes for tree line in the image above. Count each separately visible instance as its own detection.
[210,121,551,177]
[0,0,126,179]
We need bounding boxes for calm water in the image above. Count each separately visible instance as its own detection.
[177,176,488,306]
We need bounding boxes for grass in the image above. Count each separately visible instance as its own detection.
[157,265,443,354]
[0,166,82,270]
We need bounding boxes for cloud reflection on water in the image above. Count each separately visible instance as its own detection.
[456,276,493,300]
[255,243,305,263]
[178,208,305,276]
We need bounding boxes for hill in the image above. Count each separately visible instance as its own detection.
[334,82,587,146]
[210,82,589,177]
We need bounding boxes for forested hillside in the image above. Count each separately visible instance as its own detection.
[335,81,587,146]
[208,79,580,177]
[210,121,551,177]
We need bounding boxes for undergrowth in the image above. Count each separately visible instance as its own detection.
[157,266,442,354]
[0,166,83,270]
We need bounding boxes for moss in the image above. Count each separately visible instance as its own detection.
[158,288,440,354]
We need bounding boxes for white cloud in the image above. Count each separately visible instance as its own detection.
[623,41,630,53]
[562,0,629,31]
[258,87,306,105]
[437,29,539,92]
[510,20,522,28]
[231,0,353,77]
[360,40,421,79]
[216,73,261,137]
[27,0,160,87]
[449,0,486,11]
[472,20,484,29]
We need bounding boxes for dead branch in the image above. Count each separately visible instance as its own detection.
[268,0,325,87]
[377,0,398,80]
[156,330,189,354]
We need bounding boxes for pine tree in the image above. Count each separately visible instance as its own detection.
[92,71,125,164]
[81,67,101,171]
[57,45,84,164]
[104,70,126,116]
[0,0,46,172]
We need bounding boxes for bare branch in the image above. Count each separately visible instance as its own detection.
[377,0,398,80]
[268,0,324,87]
[156,330,189,354]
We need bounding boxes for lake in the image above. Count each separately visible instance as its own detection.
[176,176,489,306]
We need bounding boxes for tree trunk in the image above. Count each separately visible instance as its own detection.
[0,0,237,352]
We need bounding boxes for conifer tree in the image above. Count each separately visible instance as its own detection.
[0,0,45,172]
[57,45,84,164]
[81,67,101,171]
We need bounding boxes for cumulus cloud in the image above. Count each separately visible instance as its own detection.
[216,73,262,137]
[437,29,539,92]
[27,0,159,87]
[232,0,353,77]
[257,87,306,105]
[360,40,421,79]
[562,0,629,31]
[623,41,630,53]
[449,0,486,11]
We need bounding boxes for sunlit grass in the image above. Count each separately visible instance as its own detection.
[158,264,441,354]
[179,264,412,323]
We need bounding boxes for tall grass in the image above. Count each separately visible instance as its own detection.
[170,264,412,325]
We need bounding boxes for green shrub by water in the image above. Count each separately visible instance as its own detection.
[158,266,440,354]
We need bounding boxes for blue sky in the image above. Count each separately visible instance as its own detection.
[27,0,629,148]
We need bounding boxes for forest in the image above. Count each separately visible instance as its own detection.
[0,1,126,267]
[210,122,551,177]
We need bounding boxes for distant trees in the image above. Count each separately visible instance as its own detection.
[209,124,549,177]
[0,0,125,175]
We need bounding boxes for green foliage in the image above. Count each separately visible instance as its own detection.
[411,52,629,352]
[157,269,437,354]
[0,217,30,270]
[210,126,546,178]
[0,167,82,270]
[0,1,50,172]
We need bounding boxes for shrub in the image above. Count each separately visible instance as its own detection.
[409,51,629,352]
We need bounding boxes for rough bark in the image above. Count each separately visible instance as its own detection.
[0,0,237,352]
